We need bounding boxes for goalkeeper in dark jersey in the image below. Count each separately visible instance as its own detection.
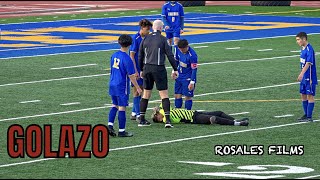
[151,105,249,126]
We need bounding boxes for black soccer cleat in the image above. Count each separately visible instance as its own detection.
[118,131,134,137]
[107,127,117,137]
[300,118,314,122]
[165,123,174,128]
[240,120,249,126]
[138,120,151,127]
[130,115,137,121]
[307,118,314,122]
[297,115,307,122]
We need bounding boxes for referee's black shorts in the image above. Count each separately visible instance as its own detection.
[143,64,168,91]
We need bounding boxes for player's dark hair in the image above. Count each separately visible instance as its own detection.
[152,112,162,123]
[152,116,159,123]
[296,32,308,40]
[118,34,132,47]
[177,39,189,48]
[139,19,153,28]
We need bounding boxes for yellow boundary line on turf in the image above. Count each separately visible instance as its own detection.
[192,99,320,103]
[254,9,320,15]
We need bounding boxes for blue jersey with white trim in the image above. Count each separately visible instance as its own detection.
[174,46,198,82]
[109,51,135,96]
[161,2,184,29]
[129,32,143,73]
[300,43,317,85]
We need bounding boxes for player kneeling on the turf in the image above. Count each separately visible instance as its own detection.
[151,105,249,126]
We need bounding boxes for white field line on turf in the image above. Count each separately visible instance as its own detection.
[1,119,318,168]
[0,106,111,122]
[0,80,310,123]
[3,53,318,88]
[296,174,320,179]
[0,73,110,87]
[0,41,117,52]
[189,33,320,46]
[226,47,240,50]
[60,102,80,106]
[19,100,41,104]
[291,50,301,53]
[257,49,273,52]
[50,63,97,70]
[0,49,119,60]
[192,81,306,98]
[0,158,56,168]
[178,161,233,166]
[193,46,208,49]
[195,53,320,66]
[1,33,320,60]
[229,112,249,116]
[274,114,294,118]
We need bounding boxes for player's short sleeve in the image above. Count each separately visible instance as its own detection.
[129,37,138,53]
[306,47,315,65]
[124,55,136,75]
[174,46,179,60]
[161,4,167,16]
[190,49,198,63]
[180,4,184,17]
[110,55,114,69]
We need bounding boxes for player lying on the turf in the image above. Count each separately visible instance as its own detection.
[151,105,249,126]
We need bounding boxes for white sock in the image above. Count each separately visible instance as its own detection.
[234,121,240,126]
[131,112,136,116]
[108,122,114,126]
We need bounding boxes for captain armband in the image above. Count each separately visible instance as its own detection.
[191,63,198,69]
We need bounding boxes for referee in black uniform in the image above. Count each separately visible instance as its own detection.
[138,19,179,128]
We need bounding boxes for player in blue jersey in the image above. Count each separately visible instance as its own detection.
[108,34,142,137]
[172,39,198,110]
[162,1,185,47]
[296,32,317,122]
[129,19,153,121]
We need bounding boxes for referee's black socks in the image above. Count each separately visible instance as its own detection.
[139,98,149,121]
[162,98,171,124]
